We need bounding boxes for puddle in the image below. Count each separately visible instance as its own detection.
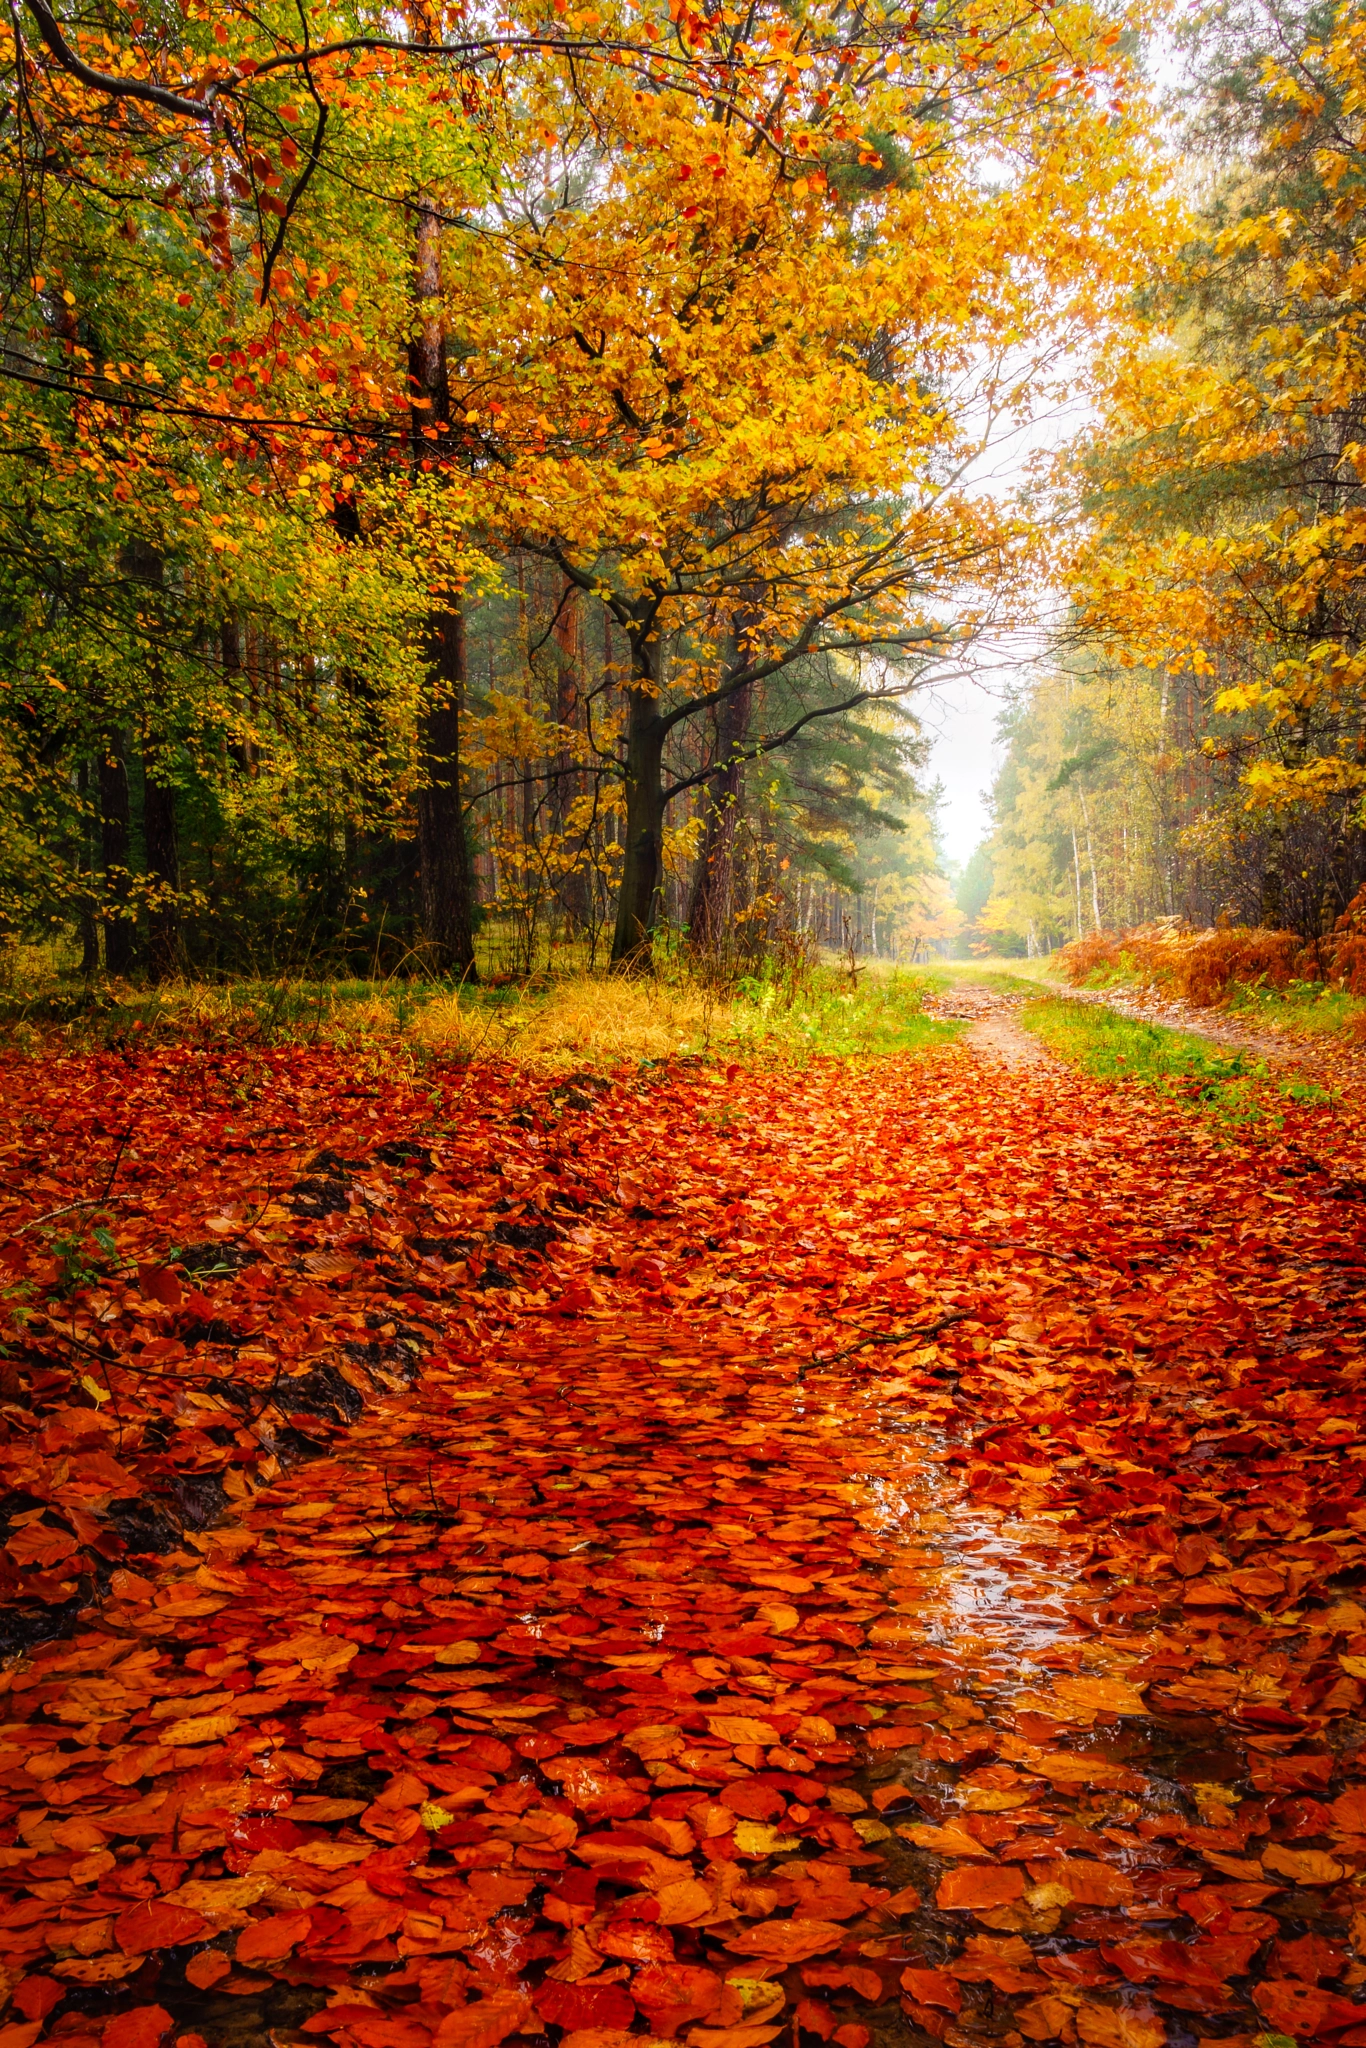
[3,1334,1361,2048]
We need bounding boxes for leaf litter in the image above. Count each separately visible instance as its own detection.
[1,1035,1366,2048]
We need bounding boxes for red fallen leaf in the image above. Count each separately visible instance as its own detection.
[629,1963,723,2024]
[833,2028,869,2048]
[533,1982,634,2031]
[1174,1534,1216,1576]
[11,1981,64,2023]
[719,1780,786,1822]
[935,1867,1024,1912]
[801,1967,883,2002]
[434,1992,533,2048]
[185,1953,232,1992]
[1332,1787,1366,1832]
[1028,1859,1135,1907]
[794,1999,836,2039]
[304,2016,432,2048]
[899,1970,961,2013]
[880,1886,922,1915]
[1250,1753,1334,1792]
[1101,1940,1228,1992]
[112,1901,210,1954]
[0,2026,42,2048]
[102,2008,174,2048]
[137,1263,182,1308]
[1271,1931,1347,1983]
[559,2036,657,2048]
[236,1911,314,1963]
[1254,1979,1365,2036]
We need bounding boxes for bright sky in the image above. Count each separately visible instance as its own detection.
[919,36,1186,873]
[920,666,1010,871]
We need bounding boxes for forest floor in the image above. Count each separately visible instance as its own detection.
[4,1000,1366,2048]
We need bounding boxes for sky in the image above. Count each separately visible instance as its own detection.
[920,667,1006,871]
[920,34,1188,874]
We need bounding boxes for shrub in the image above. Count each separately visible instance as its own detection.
[1058,919,1302,1006]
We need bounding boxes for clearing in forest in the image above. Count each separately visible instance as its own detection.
[3,1001,1366,2048]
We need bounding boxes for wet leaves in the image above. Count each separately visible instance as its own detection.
[3,1037,1366,2047]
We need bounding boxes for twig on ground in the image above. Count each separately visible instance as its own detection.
[803,1309,973,1373]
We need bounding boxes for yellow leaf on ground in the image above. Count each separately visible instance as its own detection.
[898,1823,993,1858]
[158,1712,240,1747]
[732,1822,801,1855]
[1075,2002,1165,2048]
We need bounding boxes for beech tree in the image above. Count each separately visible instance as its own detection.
[0,0,1160,973]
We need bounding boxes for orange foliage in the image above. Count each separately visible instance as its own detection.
[1056,908,1366,1004]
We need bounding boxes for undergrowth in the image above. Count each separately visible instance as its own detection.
[0,964,963,1071]
[1221,976,1366,1038]
[1020,996,1334,1125]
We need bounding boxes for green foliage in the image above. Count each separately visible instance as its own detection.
[1019,996,1332,1123]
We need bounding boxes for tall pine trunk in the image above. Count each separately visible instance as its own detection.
[143,752,180,982]
[411,196,477,981]
[76,761,99,975]
[416,607,478,977]
[100,738,134,976]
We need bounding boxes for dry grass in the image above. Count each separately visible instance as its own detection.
[410,977,737,1073]
[0,957,960,1071]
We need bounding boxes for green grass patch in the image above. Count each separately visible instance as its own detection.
[734,966,962,1061]
[1222,975,1366,1037]
[1019,997,1333,1125]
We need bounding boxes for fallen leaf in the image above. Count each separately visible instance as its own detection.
[726,1920,846,1963]
[1050,1675,1148,1717]
[102,2009,175,2048]
[936,1868,1025,1911]
[434,1991,533,2048]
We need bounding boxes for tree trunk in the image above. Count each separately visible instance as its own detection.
[100,739,134,976]
[409,194,478,981]
[143,751,180,982]
[1261,815,1286,928]
[611,634,667,969]
[416,605,478,979]
[686,677,753,955]
[76,761,99,975]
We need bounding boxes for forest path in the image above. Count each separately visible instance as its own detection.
[922,983,1056,1069]
[940,968,1366,1099]
[5,1041,1366,2048]
[1033,974,1366,1095]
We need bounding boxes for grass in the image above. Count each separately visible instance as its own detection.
[0,960,964,1073]
[1222,976,1366,1038]
[1020,996,1334,1125]
[922,958,1060,995]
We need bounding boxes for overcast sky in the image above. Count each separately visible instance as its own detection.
[920,667,1006,871]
